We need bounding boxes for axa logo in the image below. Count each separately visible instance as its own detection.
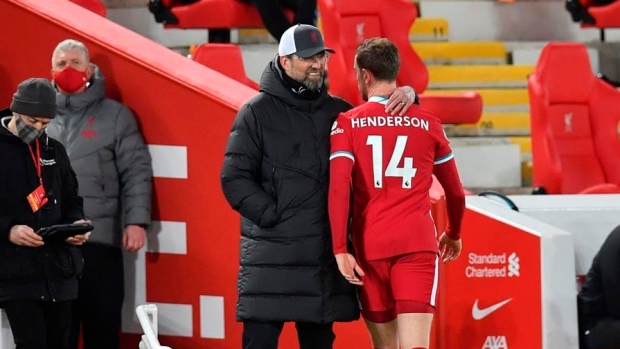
[472,298,512,320]
[481,335,508,349]
[564,112,573,132]
[507,252,520,277]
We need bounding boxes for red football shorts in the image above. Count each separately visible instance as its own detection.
[358,251,439,323]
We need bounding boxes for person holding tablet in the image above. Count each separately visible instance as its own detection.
[0,77,90,349]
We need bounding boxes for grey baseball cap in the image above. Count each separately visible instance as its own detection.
[278,24,335,59]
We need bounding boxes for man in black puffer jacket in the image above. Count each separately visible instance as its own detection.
[0,78,89,349]
[221,24,415,349]
[578,224,620,349]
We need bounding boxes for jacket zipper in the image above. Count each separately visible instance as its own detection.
[271,167,278,196]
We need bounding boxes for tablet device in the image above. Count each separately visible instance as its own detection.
[36,223,93,241]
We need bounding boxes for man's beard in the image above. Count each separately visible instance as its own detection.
[302,76,324,91]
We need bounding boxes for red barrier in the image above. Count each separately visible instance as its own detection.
[68,0,107,16]
[437,208,543,348]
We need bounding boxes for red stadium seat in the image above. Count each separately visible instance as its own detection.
[68,0,106,17]
[528,42,620,194]
[162,0,264,29]
[318,0,482,124]
[584,0,620,28]
[149,0,293,42]
[192,43,259,90]
[567,0,620,40]
[152,0,292,30]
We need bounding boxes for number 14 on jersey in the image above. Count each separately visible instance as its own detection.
[366,135,417,189]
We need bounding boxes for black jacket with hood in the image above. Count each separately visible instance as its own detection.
[0,110,84,303]
[578,224,620,344]
[221,59,359,323]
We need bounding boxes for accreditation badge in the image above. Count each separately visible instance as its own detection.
[27,184,48,213]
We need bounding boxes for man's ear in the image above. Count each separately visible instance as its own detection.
[362,68,372,85]
[279,56,291,73]
[85,63,95,80]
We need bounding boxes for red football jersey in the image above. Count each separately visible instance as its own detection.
[329,96,455,261]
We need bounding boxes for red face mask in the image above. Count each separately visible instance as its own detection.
[53,66,88,93]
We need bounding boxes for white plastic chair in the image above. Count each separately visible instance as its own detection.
[136,304,172,349]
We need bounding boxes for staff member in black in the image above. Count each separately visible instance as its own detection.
[578,224,620,349]
[0,77,90,349]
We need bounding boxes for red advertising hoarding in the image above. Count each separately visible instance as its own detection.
[437,209,542,349]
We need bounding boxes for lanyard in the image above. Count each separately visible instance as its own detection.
[27,139,42,185]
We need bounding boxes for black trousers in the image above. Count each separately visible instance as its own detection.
[69,244,124,349]
[248,0,317,42]
[242,321,335,349]
[585,318,620,349]
[3,299,72,349]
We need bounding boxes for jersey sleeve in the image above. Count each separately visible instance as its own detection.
[434,160,465,240]
[434,124,454,166]
[432,122,465,240]
[328,113,354,255]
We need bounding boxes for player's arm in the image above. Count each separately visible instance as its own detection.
[433,126,466,262]
[329,155,354,255]
[328,115,355,255]
[434,156,465,241]
[328,115,364,284]
[434,157,465,262]
[329,156,364,284]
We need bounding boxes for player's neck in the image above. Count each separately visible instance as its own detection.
[367,81,397,100]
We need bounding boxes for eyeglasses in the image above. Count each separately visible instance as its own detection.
[291,52,330,64]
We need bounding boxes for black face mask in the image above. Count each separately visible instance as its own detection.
[15,117,44,144]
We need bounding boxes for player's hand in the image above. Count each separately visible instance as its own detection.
[9,224,44,247]
[439,233,462,263]
[123,224,147,252]
[385,86,417,116]
[335,253,365,285]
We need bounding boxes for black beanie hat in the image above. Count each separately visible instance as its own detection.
[10,78,57,119]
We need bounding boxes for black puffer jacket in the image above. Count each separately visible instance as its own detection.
[0,111,84,303]
[578,225,620,344]
[221,60,359,323]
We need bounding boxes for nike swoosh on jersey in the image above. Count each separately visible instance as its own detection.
[471,298,512,320]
